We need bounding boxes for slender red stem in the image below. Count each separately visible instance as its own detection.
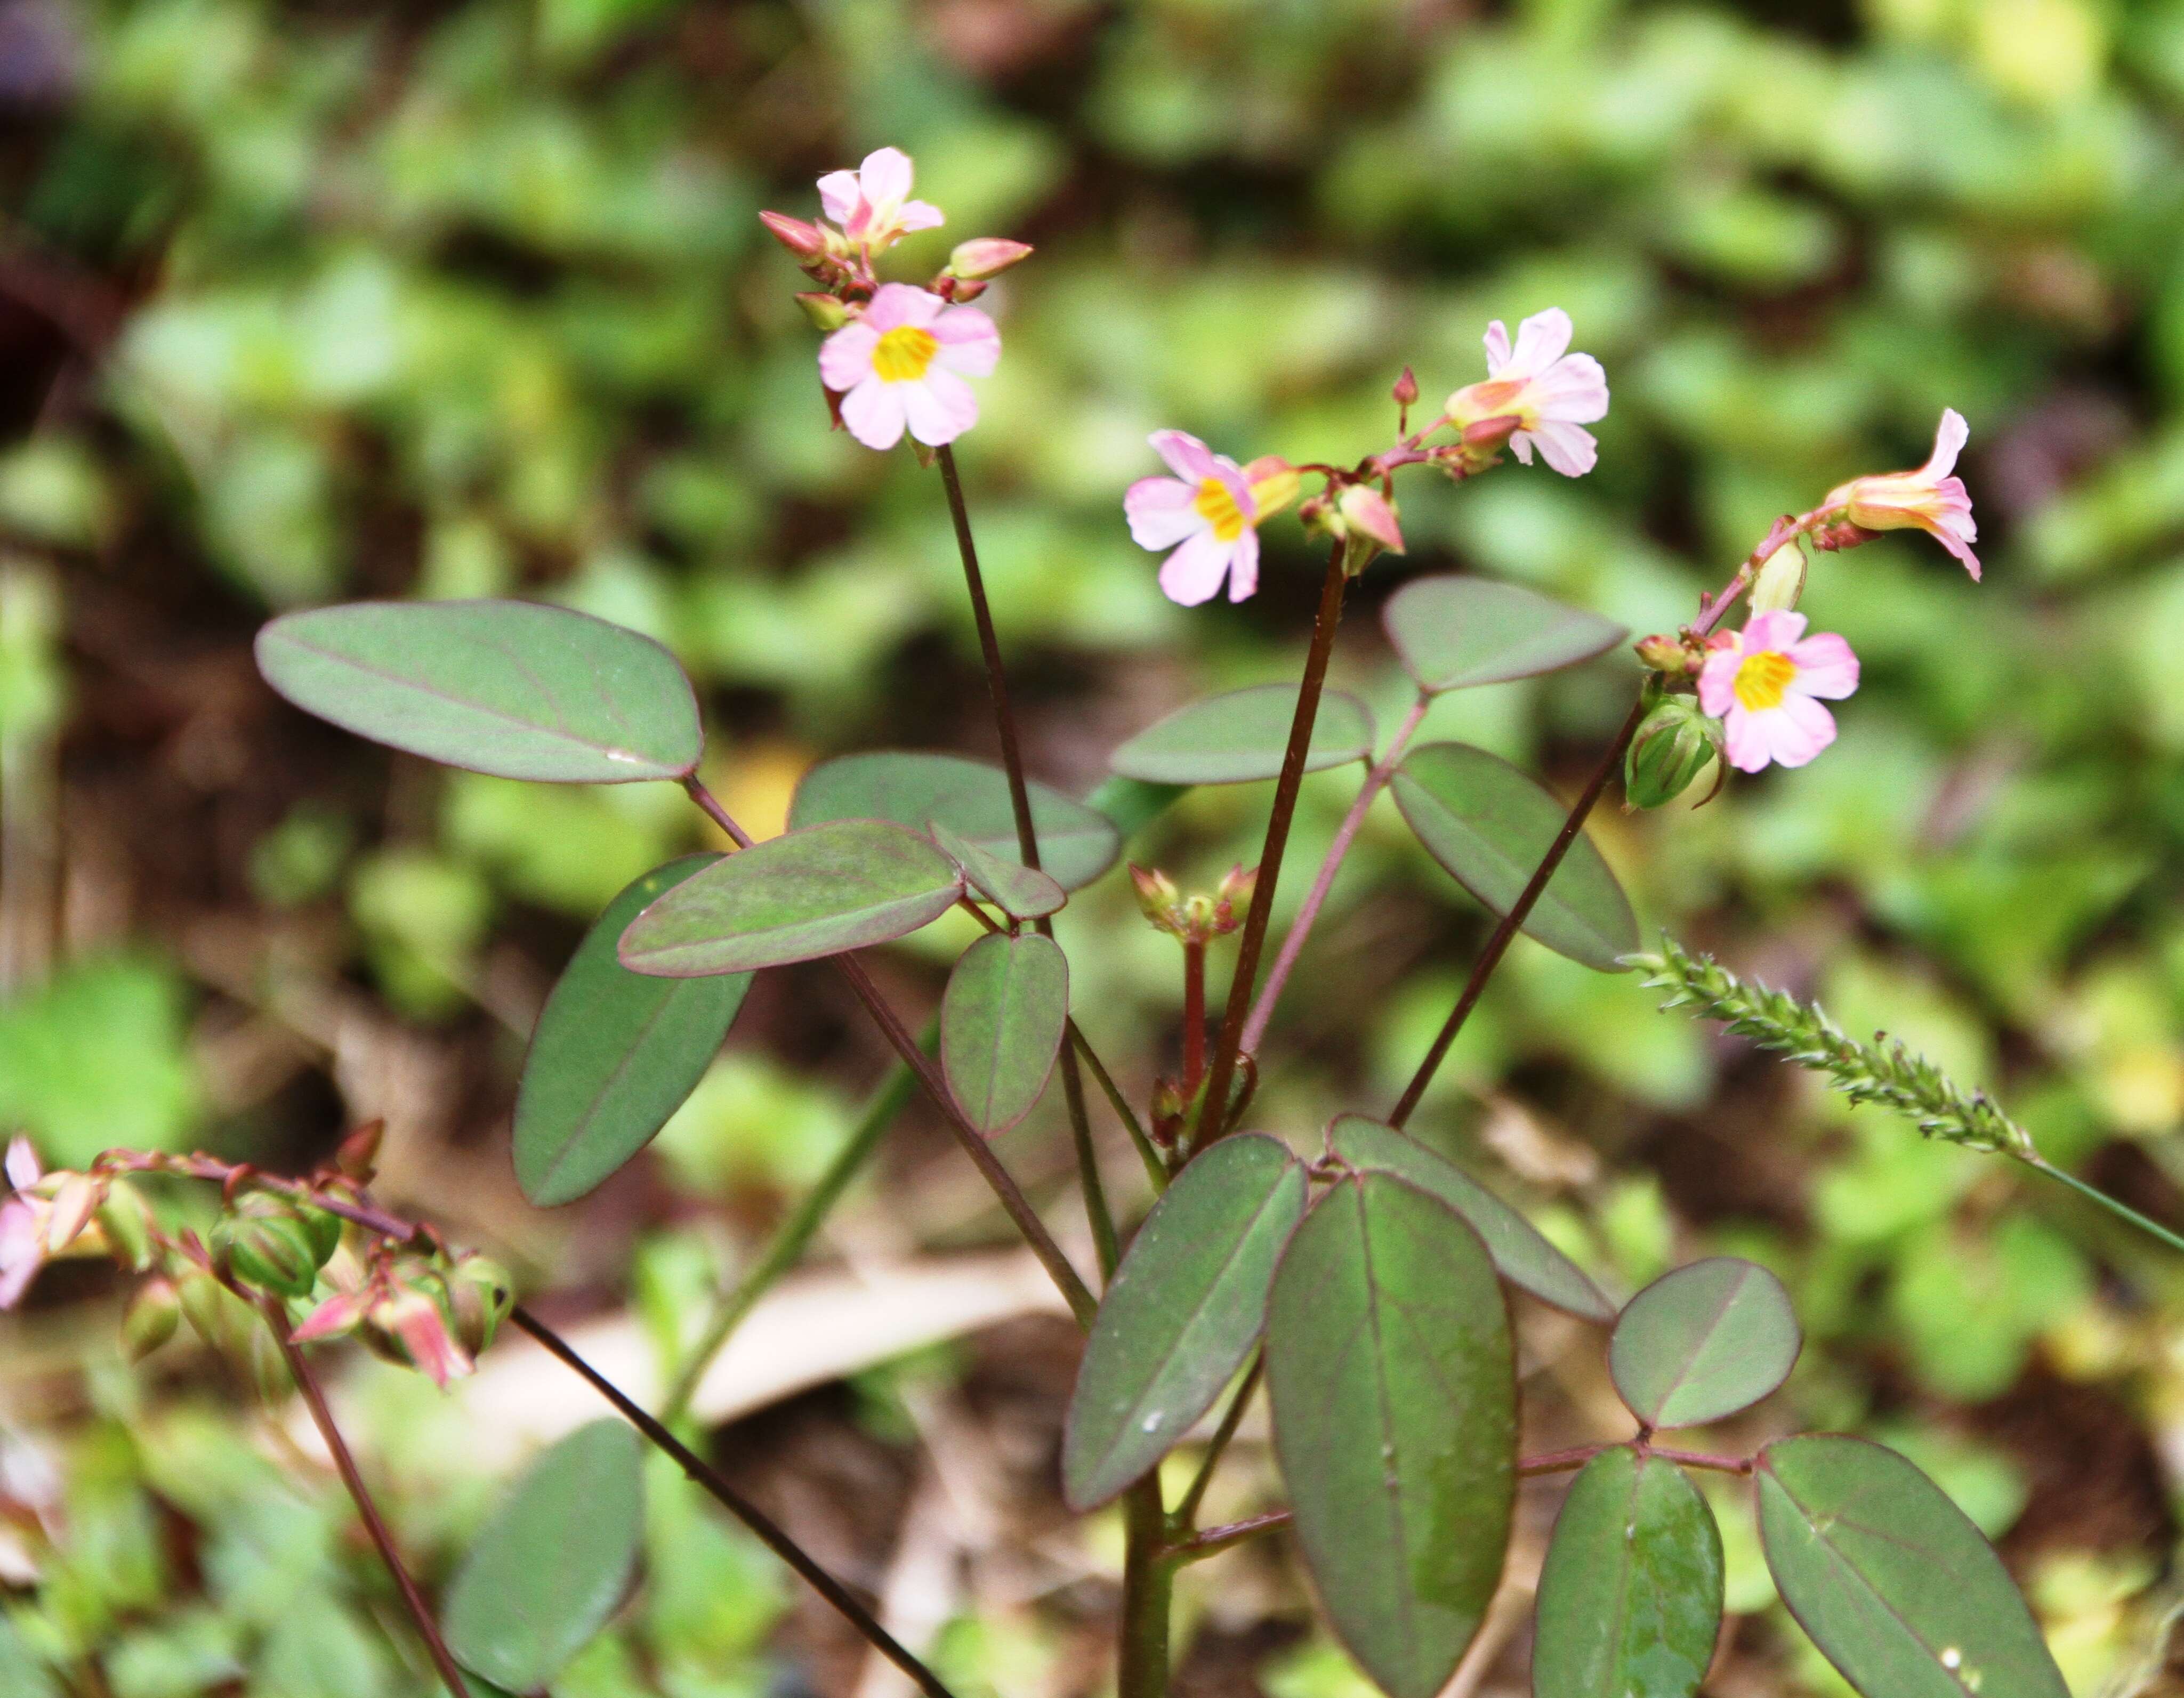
[1163,1508,1291,1565]
[1194,542,1349,1149]
[1180,941,1206,1097]
[259,1295,472,1698]
[1516,1443,1614,1477]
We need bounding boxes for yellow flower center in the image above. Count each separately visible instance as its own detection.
[872,325,940,384]
[1193,477,1249,543]
[1732,649,1798,712]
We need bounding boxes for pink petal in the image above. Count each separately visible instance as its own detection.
[1786,632,1859,699]
[5,1138,39,1192]
[898,200,945,232]
[839,376,906,449]
[900,369,979,446]
[1506,309,1574,379]
[1158,529,1238,606]
[1150,429,1218,483]
[1125,476,1205,550]
[817,169,861,225]
[865,282,944,331]
[857,147,914,209]
[1697,648,1742,718]
[1936,524,1981,580]
[1482,319,1513,371]
[930,306,1000,376]
[1522,420,1598,477]
[817,321,879,392]
[1765,693,1838,767]
[1224,527,1260,602]
[1923,407,1969,479]
[1508,431,1535,466]
[1722,706,1773,773]
[292,1289,371,1343]
[1529,352,1609,424]
[1741,610,1808,651]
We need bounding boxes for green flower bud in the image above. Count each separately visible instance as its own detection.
[298,1204,345,1267]
[213,1210,321,1300]
[96,1180,157,1273]
[1624,697,1725,810]
[1749,539,1808,614]
[122,1277,182,1362]
[447,1256,513,1356]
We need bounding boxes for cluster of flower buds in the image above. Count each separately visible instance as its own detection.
[0,1126,510,1394]
[1131,862,1257,944]
[1299,481,1407,580]
[760,147,1031,453]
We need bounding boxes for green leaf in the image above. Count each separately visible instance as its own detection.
[926,819,1066,919]
[940,931,1069,1136]
[1085,774,1189,840]
[1757,1435,2068,1698]
[514,856,753,1206]
[1609,1258,1800,1429]
[1534,1446,1723,1698]
[1326,1117,1613,1321]
[255,601,702,783]
[1383,576,1627,695]
[618,820,963,976]
[444,1420,645,1692]
[1266,1173,1514,1698]
[1108,684,1376,785]
[1390,742,1639,971]
[790,751,1119,891]
[1062,1134,1305,1510]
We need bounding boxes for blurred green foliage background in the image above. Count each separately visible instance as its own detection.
[7,0,2184,1692]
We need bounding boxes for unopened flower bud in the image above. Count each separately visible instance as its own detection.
[948,237,1033,280]
[122,1277,182,1362]
[291,1286,372,1344]
[759,210,828,262]
[1214,863,1258,927]
[96,1181,156,1273]
[333,1120,383,1181]
[1624,697,1725,810]
[176,1267,253,1357]
[370,1283,473,1388]
[795,291,851,332]
[1149,1079,1186,1150]
[1393,366,1419,409]
[1633,633,1696,677]
[1131,864,1182,930]
[1749,539,1808,615]
[213,1200,322,1299]
[43,1174,101,1256]
[1335,486,1405,577]
[446,1256,513,1356]
[944,277,988,301]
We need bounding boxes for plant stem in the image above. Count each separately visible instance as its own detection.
[258,1295,472,1698]
[935,442,1120,1287]
[1117,1478,1173,1698]
[1194,542,1350,1149]
[1241,691,1430,1055]
[1164,1509,1291,1565]
[1170,1353,1262,1532]
[1388,695,1647,1128]
[1181,941,1206,1096]
[511,1307,962,1698]
[661,1048,923,1424]
[676,778,1096,1328]
[1073,1024,1168,1193]
[2027,1157,2184,1257]
[1645,1445,1754,1476]
[1515,1443,1611,1477]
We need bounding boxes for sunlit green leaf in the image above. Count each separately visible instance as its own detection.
[255,600,702,783]
[1062,1134,1305,1510]
[1109,685,1375,785]
[619,820,963,976]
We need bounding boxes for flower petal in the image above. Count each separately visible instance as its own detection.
[1697,648,1743,718]
[1741,610,1808,651]
[1506,308,1574,378]
[866,282,944,330]
[1149,429,1218,483]
[1923,407,1969,480]
[1482,319,1513,372]
[1225,525,1261,602]
[1522,419,1598,477]
[1765,693,1838,767]
[931,305,1000,376]
[900,368,979,446]
[817,169,861,225]
[857,147,914,209]
[839,376,907,449]
[817,321,880,392]
[898,199,946,232]
[1158,529,1237,606]
[1528,352,1609,424]
[1125,476,1205,550]
[1786,632,1859,699]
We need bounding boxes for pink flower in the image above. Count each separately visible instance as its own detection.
[1698,610,1860,773]
[816,147,944,252]
[818,284,998,450]
[0,1142,45,1311]
[1443,308,1609,477]
[291,1287,372,1344]
[1124,432,1301,605]
[372,1286,473,1388]
[1822,408,1980,580]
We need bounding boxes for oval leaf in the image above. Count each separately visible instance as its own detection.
[940,931,1069,1136]
[1391,741,1639,971]
[927,819,1066,920]
[1609,1257,1800,1429]
[444,1420,644,1691]
[1267,1173,1515,1698]
[1085,775,1189,840]
[515,857,752,1207]
[619,820,962,977]
[1327,1117,1613,1321]
[791,751,1118,891]
[1062,1134,1306,1510]
[1109,684,1376,786]
[1534,1446,1723,1698]
[1385,576,1627,695]
[256,601,702,783]
[1758,1435,2068,1698]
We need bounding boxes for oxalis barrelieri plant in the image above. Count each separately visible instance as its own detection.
[3,141,2127,1698]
